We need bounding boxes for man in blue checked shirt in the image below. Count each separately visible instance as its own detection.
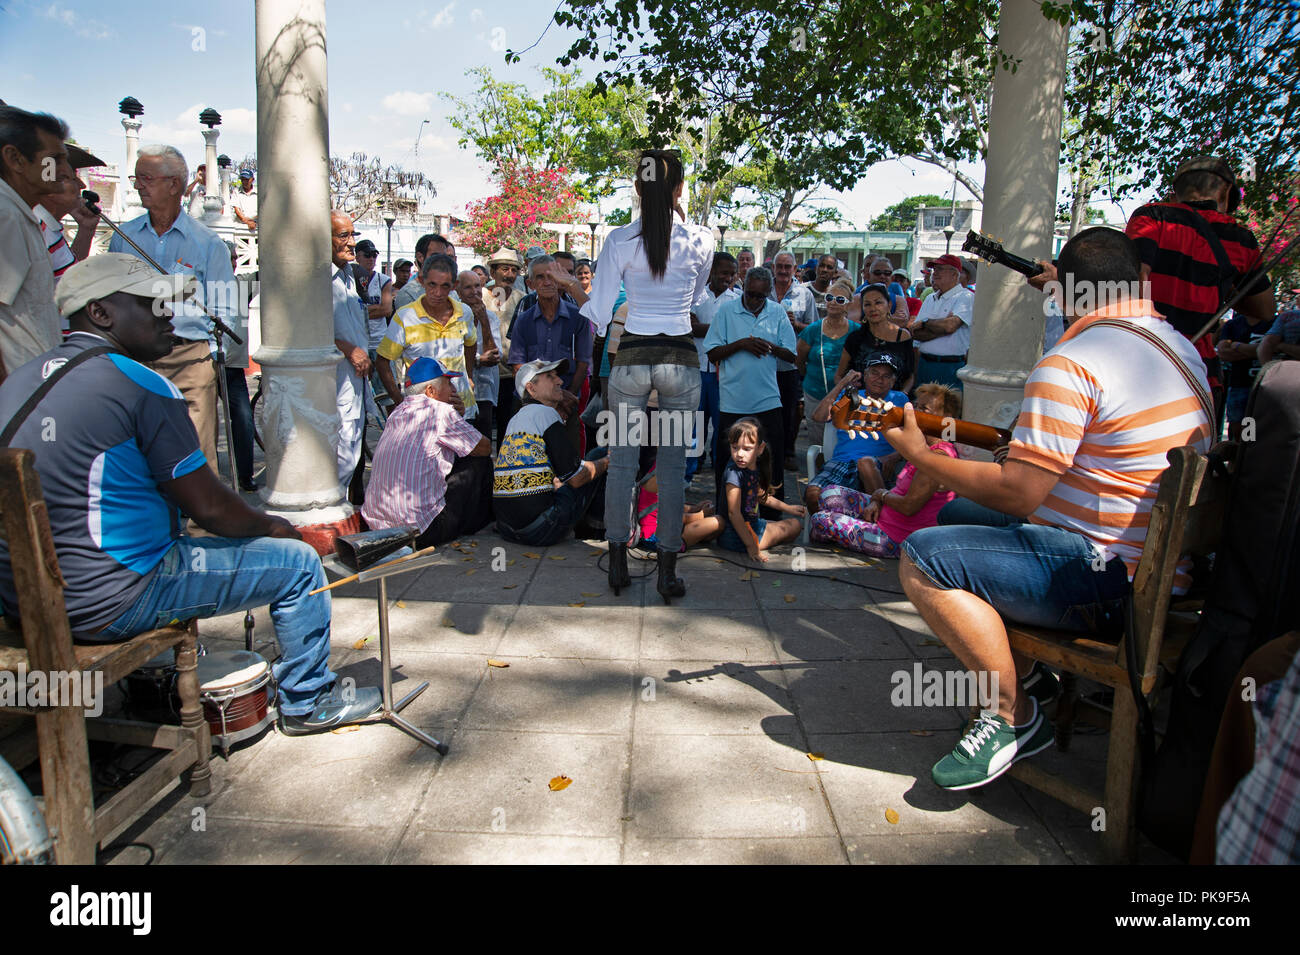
[109,143,236,478]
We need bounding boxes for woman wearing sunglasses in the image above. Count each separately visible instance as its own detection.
[836,282,916,395]
[796,279,860,442]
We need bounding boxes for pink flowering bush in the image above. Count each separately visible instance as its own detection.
[461,163,587,255]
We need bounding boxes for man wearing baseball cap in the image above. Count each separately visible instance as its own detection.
[1122,155,1273,429]
[362,357,492,547]
[352,238,394,358]
[493,358,607,545]
[910,253,975,390]
[0,253,383,735]
[231,166,257,232]
[805,351,909,512]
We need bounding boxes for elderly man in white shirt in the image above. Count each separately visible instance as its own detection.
[911,253,975,390]
[331,210,371,489]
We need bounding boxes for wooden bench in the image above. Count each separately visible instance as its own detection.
[1005,445,1230,862]
[0,448,210,864]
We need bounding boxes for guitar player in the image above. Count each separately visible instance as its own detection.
[883,227,1214,791]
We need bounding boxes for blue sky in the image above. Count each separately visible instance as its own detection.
[2,0,1104,229]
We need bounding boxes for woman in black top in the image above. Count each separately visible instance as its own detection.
[837,283,916,394]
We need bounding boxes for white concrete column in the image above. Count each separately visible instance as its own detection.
[253,0,350,524]
[201,128,222,221]
[958,0,1069,431]
[120,116,142,217]
[218,163,233,221]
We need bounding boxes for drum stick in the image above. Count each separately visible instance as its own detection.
[309,545,437,595]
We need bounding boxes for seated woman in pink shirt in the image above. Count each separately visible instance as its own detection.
[810,384,960,556]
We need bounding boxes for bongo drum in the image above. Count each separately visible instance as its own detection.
[196,650,275,754]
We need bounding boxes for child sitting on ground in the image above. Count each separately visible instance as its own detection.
[810,383,960,557]
[635,463,719,549]
[694,417,804,562]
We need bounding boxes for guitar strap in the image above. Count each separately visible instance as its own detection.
[1089,319,1215,434]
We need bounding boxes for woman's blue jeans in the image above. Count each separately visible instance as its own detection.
[605,362,701,551]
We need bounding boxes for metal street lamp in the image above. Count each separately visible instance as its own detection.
[384,213,397,275]
[942,224,955,254]
[718,224,728,250]
[588,209,600,257]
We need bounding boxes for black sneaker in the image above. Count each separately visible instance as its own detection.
[1021,663,1061,706]
[278,685,383,736]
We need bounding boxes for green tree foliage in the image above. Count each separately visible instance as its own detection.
[548,1,1296,220]
[870,194,949,232]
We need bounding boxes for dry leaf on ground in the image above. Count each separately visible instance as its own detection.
[548,555,566,561]
[487,659,510,668]
[502,584,518,590]
[395,600,407,608]
[909,730,933,737]
[548,775,572,791]
[352,635,374,650]
[568,601,586,608]
[580,592,601,597]
[465,569,477,576]
[885,808,900,825]
[522,552,540,559]
[330,725,360,735]
[807,752,825,762]
[441,617,457,628]
[919,639,943,647]
[784,594,797,604]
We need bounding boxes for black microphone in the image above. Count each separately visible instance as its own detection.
[82,190,101,214]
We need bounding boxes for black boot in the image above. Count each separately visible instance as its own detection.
[608,541,631,595]
[656,549,686,604]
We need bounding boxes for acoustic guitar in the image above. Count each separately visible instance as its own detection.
[829,392,1012,456]
[961,231,1045,279]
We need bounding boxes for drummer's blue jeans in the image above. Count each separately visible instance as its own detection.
[97,537,334,716]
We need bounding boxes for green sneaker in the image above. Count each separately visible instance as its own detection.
[931,701,1055,790]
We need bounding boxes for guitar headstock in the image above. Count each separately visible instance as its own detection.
[961,230,1005,264]
[829,393,903,438]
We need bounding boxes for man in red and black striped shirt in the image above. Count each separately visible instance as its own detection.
[1125,156,1275,414]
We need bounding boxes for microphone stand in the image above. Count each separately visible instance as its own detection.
[84,190,243,495]
[85,193,257,651]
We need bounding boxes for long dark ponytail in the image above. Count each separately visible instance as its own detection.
[636,149,683,280]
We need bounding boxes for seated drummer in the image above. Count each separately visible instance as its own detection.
[361,357,493,547]
[884,228,1214,790]
[0,254,382,736]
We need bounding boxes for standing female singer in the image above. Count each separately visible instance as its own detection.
[581,150,715,603]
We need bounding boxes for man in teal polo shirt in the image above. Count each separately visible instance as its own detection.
[703,266,798,506]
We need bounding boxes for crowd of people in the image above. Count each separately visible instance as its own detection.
[0,101,1295,861]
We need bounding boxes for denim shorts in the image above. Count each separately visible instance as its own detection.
[902,522,1131,635]
[719,517,768,553]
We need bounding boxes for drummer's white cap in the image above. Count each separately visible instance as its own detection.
[55,252,195,317]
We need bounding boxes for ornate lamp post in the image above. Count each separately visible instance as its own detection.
[198,108,223,220]
[718,223,728,252]
[382,179,397,273]
[588,209,600,258]
[118,96,143,214]
[942,224,956,255]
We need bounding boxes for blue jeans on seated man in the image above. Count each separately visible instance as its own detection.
[98,536,335,717]
[903,522,1131,636]
[937,497,1023,528]
[497,448,609,547]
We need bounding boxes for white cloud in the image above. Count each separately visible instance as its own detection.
[425,2,455,30]
[381,91,436,117]
[470,8,483,22]
[42,2,114,40]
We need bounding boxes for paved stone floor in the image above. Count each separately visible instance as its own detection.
[93,419,1178,864]
[98,526,1175,865]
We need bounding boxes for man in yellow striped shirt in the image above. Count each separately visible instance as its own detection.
[883,227,1213,790]
[376,253,477,420]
